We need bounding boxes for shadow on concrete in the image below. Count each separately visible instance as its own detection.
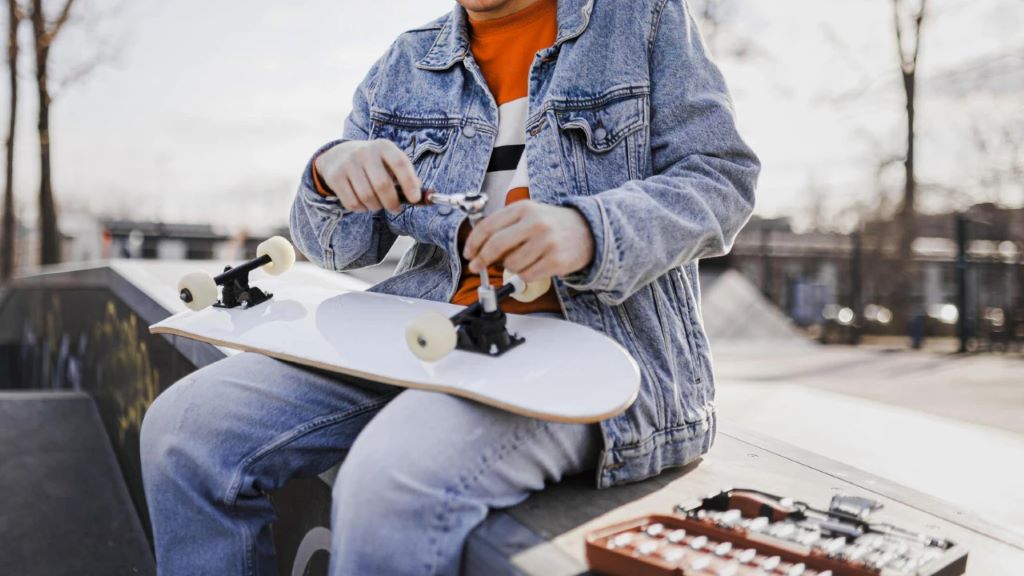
[507,460,702,539]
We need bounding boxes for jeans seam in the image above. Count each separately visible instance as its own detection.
[222,397,392,508]
[238,507,254,576]
[223,397,391,576]
[427,418,548,575]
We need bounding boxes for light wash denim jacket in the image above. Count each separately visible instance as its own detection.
[290,0,759,489]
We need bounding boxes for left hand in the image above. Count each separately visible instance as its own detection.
[463,201,594,282]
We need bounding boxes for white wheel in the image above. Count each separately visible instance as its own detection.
[405,312,457,362]
[178,271,218,311]
[256,236,295,276]
[504,270,551,303]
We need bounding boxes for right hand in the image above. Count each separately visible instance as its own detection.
[314,139,422,212]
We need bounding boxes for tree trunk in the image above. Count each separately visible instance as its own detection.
[892,0,925,335]
[897,66,918,331]
[2,0,18,280]
[30,0,60,265]
[900,68,915,266]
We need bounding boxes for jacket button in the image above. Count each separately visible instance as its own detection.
[593,127,608,141]
[462,125,477,139]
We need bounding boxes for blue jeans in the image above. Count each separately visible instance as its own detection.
[140,352,600,575]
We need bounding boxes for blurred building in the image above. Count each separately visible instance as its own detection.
[9,206,1022,346]
[724,204,1023,344]
[8,214,293,277]
[103,220,229,260]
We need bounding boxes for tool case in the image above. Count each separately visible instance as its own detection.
[585,488,968,576]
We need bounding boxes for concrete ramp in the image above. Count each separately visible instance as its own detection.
[0,392,154,576]
[701,269,806,342]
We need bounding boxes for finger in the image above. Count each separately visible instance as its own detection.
[463,203,528,261]
[379,144,421,204]
[502,238,547,276]
[517,253,559,282]
[314,156,343,196]
[348,166,382,212]
[469,223,530,273]
[333,174,367,212]
[363,158,400,212]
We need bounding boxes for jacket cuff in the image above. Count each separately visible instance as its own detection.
[303,140,346,197]
[301,140,348,208]
[559,195,615,292]
[311,157,334,197]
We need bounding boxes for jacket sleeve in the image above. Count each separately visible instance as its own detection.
[560,0,760,305]
[289,50,443,271]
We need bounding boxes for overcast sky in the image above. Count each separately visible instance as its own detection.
[1,0,1021,233]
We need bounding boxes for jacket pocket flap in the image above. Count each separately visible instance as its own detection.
[554,95,646,153]
[370,121,454,163]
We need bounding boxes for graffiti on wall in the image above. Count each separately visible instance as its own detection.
[2,285,335,571]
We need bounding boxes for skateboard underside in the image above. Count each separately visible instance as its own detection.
[149,279,640,423]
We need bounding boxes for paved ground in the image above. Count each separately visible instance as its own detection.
[713,341,1024,436]
[713,340,1024,539]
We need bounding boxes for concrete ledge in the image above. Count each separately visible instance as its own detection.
[465,424,1024,575]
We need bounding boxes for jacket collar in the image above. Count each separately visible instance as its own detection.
[415,0,594,71]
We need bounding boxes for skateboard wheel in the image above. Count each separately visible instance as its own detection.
[178,271,218,311]
[406,312,457,362]
[504,271,551,303]
[257,235,295,276]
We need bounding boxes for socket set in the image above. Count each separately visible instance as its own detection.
[584,488,967,576]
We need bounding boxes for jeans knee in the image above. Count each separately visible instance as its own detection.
[332,433,434,522]
[332,442,388,510]
[140,377,194,481]
[328,420,480,576]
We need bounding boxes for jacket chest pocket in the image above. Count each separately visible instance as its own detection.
[553,92,649,197]
[369,117,456,191]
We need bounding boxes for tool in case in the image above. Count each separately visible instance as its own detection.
[585,488,967,575]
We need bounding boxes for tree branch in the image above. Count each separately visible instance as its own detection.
[893,0,908,70]
[911,0,927,64]
[51,45,106,95]
[7,1,21,62]
[47,0,75,38]
[894,0,927,72]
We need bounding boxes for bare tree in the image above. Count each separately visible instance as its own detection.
[692,0,729,52]
[2,0,21,280]
[802,175,830,233]
[892,0,927,325]
[29,0,75,265]
[688,0,755,59]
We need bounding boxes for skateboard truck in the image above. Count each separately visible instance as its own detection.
[177,236,296,312]
[211,262,273,310]
[404,189,551,362]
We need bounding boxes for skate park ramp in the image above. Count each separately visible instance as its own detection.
[700,269,807,343]
[0,391,154,576]
[2,260,1022,575]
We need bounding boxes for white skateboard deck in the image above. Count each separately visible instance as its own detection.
[150,278,640,423]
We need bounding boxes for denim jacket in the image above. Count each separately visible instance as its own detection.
[289,0,759,489]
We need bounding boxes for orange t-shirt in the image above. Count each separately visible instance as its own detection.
[452,0,563,315]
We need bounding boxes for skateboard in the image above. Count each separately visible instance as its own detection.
[150,191,641,423]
